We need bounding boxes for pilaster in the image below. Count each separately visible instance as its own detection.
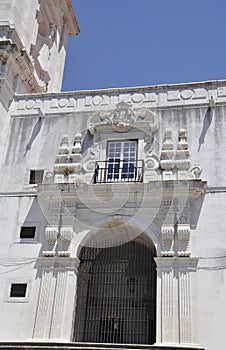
[155,257,198,346]
[33,257,80,341]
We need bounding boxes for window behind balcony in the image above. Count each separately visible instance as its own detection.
[107,140,137,182]
[94,140,143,184]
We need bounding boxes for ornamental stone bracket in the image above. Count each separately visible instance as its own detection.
[87,102,160,134]
[42,226,58,256]
[161,225,175,257]
[177,224,191,257]
[159,195,199,257]
[43,225,74,257]
[161,223,191,257]
[58,226,74,257]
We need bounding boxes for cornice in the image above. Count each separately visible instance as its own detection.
[9,79,226,115]
[64,0,80,36]
[0,38,43,93]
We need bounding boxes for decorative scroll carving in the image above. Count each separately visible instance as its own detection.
[87,103,159,134]
[145,154,160,171]
[83,142,99,172]
[189,165,202,179]
[143,133,160,171]
[43,170,54,184]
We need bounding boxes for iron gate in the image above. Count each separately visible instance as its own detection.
[73,238,156,344]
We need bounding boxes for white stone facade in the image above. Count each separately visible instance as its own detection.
[0,2,226,350]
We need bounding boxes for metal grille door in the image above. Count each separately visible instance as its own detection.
[73,239,156,344]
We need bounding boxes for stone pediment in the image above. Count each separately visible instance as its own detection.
[87,102,159,134]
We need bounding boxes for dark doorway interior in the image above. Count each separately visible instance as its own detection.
[73,236,156,344]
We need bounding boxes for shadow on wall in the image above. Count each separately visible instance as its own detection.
[198,107,214,152]
[21,197,48,256]
[24,117,43,157]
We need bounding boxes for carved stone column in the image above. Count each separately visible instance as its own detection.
[155,257,198,346]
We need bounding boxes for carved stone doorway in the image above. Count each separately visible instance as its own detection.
[73,236,156,344]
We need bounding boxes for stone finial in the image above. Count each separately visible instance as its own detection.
[53,134,83,181]
[175,129,190,170]
[58,135,69,155]
[71,134,82,154]
[160,129,175,170]
[70,134,82,173]
[54,135,69,166]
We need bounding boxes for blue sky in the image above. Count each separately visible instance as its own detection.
[62,0,226,92]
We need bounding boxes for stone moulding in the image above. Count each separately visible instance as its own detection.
[37,180,207,199]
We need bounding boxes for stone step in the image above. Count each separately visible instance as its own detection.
[0,343,204,350]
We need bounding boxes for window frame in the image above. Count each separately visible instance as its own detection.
[105,139,138,182]
[14,222,40,244]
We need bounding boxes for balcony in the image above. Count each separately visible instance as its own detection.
[93,160,144,184]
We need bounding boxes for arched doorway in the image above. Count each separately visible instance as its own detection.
[73,235,156,344]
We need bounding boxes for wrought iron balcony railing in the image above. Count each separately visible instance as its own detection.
[93,160,144,184]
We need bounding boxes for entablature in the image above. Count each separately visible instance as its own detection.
[10,79,226,114]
